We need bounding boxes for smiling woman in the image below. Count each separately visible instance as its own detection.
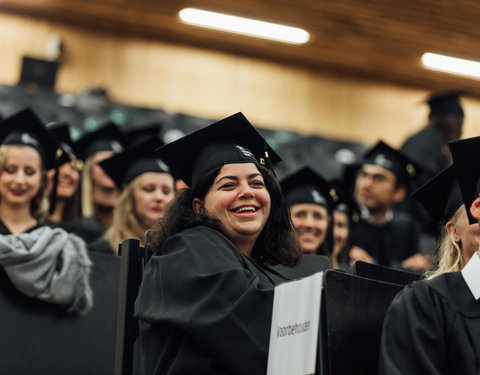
[88,137,175,254]
[281,166,335,257]
[135,113,302,375]
[0,109,70,235]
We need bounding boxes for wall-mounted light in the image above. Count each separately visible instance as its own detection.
[422,52,480,79]
[178,8,310,45]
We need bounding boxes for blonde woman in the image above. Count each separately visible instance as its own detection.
[412,165,479,278]
[0,109,69,234]
[75,122,125,234]
[89,138,175,254]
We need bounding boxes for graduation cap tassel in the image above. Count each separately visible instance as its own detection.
[48,148,63,216]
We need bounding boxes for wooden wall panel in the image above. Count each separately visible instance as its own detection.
[0,12,479,148]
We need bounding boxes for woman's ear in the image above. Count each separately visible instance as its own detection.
[470,196,480,221]
[446,221,461,243]
[192,198,204,215]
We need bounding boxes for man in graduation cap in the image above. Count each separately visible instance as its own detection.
[351,141,430,271]
[401,91,464,180]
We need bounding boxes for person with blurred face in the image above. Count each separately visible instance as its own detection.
[89,138,175,254]
[351,141,430,271]
[281,166,334,257]
[75,123,125,233]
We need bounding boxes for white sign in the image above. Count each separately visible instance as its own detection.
[267,272,323,375]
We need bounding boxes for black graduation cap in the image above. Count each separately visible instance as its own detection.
[47,122,76,156]
[0,108,68,170]
[99,138,172,188]
[281,166,335,210]
[449,136,480,224]
[123,122,162,148]
[155,112,281,188]
[74,122,125,161]
[411,165,463,226]
[330,180,360,224]
[361,141,419,187]
[427,90,464,118]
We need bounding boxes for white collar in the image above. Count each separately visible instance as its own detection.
[461,252,480,300]
[360,206,393,225]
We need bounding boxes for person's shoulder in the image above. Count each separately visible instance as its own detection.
[392,211,418,228]
[158,225,241,261]
[88,236,114,254]
[172,225,230,245]
[395,273,463,312]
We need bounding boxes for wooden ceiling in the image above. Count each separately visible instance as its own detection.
[2,0,480,96]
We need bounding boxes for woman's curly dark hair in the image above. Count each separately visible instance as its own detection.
[147,164,302,266]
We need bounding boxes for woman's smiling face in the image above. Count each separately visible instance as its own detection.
[193,163,271,253]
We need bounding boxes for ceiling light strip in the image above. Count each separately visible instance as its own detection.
[422,53,480,79]
[178,8,310,44]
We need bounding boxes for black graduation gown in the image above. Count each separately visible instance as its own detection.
[88,236,115,254]
[379,272,480,375]
[134,225,287,375]
[352,212,419,268]
[0,219,44,235]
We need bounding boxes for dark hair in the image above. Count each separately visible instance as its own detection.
[333,209,354,268]
[148,164,302,266]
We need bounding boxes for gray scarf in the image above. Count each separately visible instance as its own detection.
[0,226,93,314]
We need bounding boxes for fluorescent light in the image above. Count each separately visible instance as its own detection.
[422,52,480,79]
[178,8,310,45]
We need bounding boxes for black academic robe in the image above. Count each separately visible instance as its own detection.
[88,236,115,254]
[379,272,480,375]
[0,219,44,235]
[134,225,287,375]
[352,212,419,268]
[401,125,449,178]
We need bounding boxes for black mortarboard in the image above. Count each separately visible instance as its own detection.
[0,108,68,170]
[47,122,76,156]
[99,138,172,188]
[123,122,162,148]
[449,136,480,224]
[155,112,281,188]
[74,122,125,161]
[330,180,360,224]
[427,91,464,118]
[361,141,419,187]
[411,165,463,226]
[281,166,335,210]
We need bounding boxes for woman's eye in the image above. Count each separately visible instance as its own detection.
[220,183,235,189]
[4,166,16,174]
[25,168,36,176]
[162,187,172,195]
[251,180,265,187]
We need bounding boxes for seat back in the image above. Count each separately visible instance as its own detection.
[114,238,148,375]
[320,270,403,375]
[271,254,330,279]
[353,260,423,285]
[0,251,120,375]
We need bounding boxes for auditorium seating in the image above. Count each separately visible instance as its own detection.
[0,251,120,375]
[271,254,330,279]
[320,270,403,375]
[353,260,424,285]
[114,238,148,375]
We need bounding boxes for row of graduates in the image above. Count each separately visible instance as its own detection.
[0,105,478,374]
[0,105,451,271]
[0,105,361,266]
